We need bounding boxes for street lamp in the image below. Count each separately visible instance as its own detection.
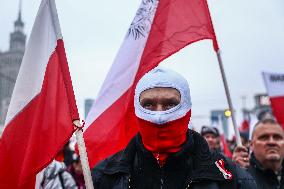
[224,109,232,117]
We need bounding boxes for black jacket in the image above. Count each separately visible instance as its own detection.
[248,153,284,189]
[92,130,256,189]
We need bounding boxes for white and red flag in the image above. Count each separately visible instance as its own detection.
[0,0,79,188]
[84,0,219,168]
[263,72,284,128]
[239,110,250,132]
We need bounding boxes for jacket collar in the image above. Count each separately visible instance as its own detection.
[250,153,284,176]
[100,130,229,182]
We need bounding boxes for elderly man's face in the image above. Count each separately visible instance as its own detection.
[251,123,284,166]
[140,87,181,111]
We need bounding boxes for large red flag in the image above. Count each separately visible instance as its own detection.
[263,72,284,128]
[0,0,79,188]
[84,0,219,168]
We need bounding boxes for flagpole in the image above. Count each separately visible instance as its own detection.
[48,0,94,188]
[73,120,94,189]
[216,50,242,146]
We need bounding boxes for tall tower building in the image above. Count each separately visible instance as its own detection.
[84,99,94,119]
[0,3,26,133]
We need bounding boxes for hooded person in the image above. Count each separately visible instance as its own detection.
[91,67,256,189]
[133,67,192,167]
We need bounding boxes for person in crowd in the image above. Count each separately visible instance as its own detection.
[40,160,77,189]
[91,67,256,189]
[64,141,75,167]
[233,118,284,189]
[68,155,85,189]
[201,126,221,152]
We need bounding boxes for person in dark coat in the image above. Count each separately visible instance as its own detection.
[67,155,85,189]
[64,141,75,167]
[200,126,221,152]
[233,118,284,189]
[92,67,256,189]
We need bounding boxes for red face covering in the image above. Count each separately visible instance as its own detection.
[137,110,191,166]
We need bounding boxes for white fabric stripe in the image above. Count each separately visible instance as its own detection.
[49,0,62,39]
[5,0,59,126]
[84,0,159,130]
[262,72,284,97]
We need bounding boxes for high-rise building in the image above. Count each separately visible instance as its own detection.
[0,5,26,133]
[84,98,94,119]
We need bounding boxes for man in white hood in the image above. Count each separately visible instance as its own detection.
[92,67,256,189]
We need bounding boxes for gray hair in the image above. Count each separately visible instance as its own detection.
[251,118,282,139]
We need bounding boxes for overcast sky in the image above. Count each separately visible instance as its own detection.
[1,0,284,129]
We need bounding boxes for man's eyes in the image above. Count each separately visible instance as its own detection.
[258,135,269,141]
[143,102,154,108]
[165,102,178,109]
[257,135,284,141]
[273,135,284,141]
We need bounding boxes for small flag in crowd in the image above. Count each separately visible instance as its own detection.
[262,72,284,128]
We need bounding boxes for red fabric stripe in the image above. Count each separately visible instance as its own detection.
[135,0,217,80]
[84,0,218,168]
[270,96,284,128]
[56,39,79,121]
[0,40,77,188]
[220,135,232,158]
[84,89,137,167]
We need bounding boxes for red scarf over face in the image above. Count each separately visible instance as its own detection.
[136,110,191,166]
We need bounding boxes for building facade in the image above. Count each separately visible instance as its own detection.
[0,9,26,133]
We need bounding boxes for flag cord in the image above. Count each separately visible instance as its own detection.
[216,50,242,146]
[74,120,95,189]
[74,120,85,131]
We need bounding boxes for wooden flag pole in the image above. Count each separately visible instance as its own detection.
[73,120,94,189]
[49,0,94,187]
[49,0,94,188]
[216,50,242,146]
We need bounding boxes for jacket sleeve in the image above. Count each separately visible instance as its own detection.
[91,158,109,188]
[212,152,257,189]
[61,171,78,189]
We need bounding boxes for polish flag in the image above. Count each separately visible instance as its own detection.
[263,72,284,128]
[84,0,219,168]
[239,110,250,132]
[0,0,79,188]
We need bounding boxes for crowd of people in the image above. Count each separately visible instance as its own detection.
[43,67,283,188]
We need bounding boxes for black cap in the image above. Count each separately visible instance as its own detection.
[201,126,220,137]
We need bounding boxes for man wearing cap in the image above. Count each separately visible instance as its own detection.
[201,126,221,152]
[92,67,256,189]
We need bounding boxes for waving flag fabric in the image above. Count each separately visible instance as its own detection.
[263,72,284,128]
[0,0,79,188]
[84,0,219,168]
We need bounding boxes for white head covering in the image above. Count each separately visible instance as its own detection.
[134,67,192,124]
